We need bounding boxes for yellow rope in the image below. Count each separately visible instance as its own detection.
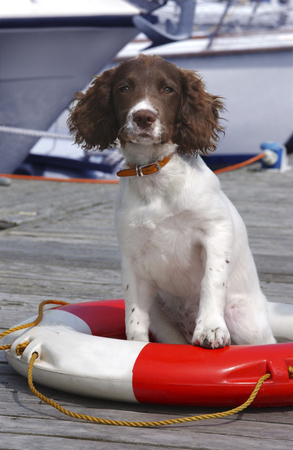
[0,344,11,351]
[15,342,30,356]
[0,300,69,351]
[27,350,272,427]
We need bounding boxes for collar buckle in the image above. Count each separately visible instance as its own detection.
[135,160,161,177]
[136,165,144,177]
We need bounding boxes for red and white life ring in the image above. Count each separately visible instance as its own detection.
[4,300,293,407]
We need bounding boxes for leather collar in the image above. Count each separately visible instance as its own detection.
[117,154,172,178]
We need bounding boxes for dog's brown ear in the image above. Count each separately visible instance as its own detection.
[68,67,119,151]
[174,69,224,156]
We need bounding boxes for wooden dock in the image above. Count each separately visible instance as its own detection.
[1,157,293,449]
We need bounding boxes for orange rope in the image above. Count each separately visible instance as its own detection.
[0,174,119,184]
[0,153,265,183]
[214,152,265,175]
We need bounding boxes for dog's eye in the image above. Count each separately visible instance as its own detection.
[162,86,174,94]
[120,86,131,93]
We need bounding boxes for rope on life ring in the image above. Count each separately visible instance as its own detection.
[26,351,271,427]
[0,300,292,427]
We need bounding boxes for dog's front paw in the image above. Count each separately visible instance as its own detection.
[191,322,231,349]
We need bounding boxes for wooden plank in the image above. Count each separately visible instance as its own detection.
[0,415,292,450]
[0,179,117,229]
[1,378,293,426]
[0,276,122,303]
[0,435,170,450]
[260,281,293,304]
[0,434,171,450]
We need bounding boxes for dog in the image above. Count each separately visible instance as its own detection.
[68,54,277,348]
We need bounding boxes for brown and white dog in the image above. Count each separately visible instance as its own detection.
[69,54,290,348]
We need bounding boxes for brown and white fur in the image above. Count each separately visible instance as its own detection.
[69,54,292,348]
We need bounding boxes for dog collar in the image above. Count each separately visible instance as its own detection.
[116,154,173,178]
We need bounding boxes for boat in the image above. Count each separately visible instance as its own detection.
[1,0,292,177]
[0,0,174,174]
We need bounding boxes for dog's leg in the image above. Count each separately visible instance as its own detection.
[192,228,232,349]
[122,258,156,342]
[225,299,276,345]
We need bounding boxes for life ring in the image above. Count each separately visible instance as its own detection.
[4,299,293,407]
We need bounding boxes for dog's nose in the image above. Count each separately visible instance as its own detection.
[133,109,157,129]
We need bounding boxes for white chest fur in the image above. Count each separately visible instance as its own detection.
[115,153,223,299]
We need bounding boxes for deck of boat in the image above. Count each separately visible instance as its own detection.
[1,156,293,449]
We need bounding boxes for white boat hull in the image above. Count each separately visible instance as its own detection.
[1,25,138,173]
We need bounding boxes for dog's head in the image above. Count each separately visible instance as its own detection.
[68,54,224,156]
